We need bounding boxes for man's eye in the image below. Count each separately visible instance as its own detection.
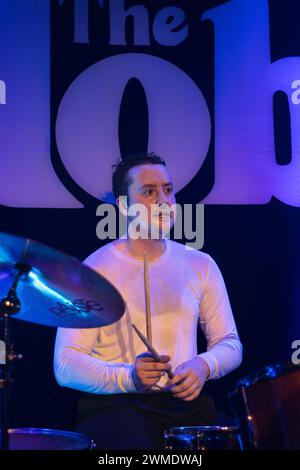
[165,187,173,194]
[143,189,153,196]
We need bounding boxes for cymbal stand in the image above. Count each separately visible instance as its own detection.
[0,263,29,450]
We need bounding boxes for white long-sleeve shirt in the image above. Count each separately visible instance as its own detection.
[54,239,242,394]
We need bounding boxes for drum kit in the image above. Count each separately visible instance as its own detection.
[228,361,300,450]
[0,231,299,450]
[165,361,300,450]
[0,232,125,450]
[164,426,242,450]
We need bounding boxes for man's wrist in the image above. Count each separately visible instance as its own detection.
[131,366,139,390]
[196,357,210,381]
[131,366,144,391]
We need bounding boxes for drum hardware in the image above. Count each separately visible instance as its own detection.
[164,425,242,450]
[0,232,126,450]
[7,428,96,451]
[0,262,29,450]
[229,362,300,449]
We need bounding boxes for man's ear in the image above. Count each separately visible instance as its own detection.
[117,195,128,216]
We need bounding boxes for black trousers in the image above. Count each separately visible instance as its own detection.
[77,392,218,450]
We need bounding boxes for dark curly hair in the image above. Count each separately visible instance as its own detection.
[112,152,166,200]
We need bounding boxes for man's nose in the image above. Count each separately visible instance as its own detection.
[157,190,168,205]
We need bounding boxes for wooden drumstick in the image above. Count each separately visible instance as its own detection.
[143,251,152,344]
[132,323,174,379]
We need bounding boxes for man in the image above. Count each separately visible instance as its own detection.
[54,153,242,449]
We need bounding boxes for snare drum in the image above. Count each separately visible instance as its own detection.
[7,428,95,450]
[164,426,242,450]
[229,362,300,449]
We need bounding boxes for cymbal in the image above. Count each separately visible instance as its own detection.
[0,232,125,328]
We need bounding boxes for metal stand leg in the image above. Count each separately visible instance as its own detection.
[0,265,28,450]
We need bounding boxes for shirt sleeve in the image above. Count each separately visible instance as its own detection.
[53,326,137,394]
[197,255,243,380]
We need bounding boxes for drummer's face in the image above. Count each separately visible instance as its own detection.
[126,164,176,236]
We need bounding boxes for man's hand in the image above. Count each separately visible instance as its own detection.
[165,357,210,401]
[132,352,172,391]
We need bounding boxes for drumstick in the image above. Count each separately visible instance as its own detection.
[131,323,174,379]
[143,251,152,344]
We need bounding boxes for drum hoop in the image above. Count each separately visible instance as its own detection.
[167,426,239,435]
[8,428,92,443]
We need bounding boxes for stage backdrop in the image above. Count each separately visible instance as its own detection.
[0,0,299,428]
